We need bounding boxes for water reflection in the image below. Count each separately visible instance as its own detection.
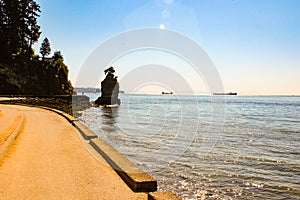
[100,106,119,130]
[98,106,129,147]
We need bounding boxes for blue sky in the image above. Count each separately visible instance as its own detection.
[34,0,300,95]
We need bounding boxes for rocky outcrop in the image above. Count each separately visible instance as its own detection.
[95,67,120,105]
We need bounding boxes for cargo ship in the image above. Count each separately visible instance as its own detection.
[213,92,237,95]
[162,91,173,95]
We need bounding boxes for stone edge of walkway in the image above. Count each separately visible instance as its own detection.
[44,106,158,193]
[73,121,98,140]
[147,191,181,200]
[89,138,157,192]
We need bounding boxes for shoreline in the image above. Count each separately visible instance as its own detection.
[0,103,179,199]
[76,93,300,97]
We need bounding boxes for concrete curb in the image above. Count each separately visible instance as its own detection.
[39,106,75,124]
[148,191,181,200]
[0,111,24,161]
[73,121,98,140]
[90,138,157,192]
[37,105,157,193]
[37,106,180,197]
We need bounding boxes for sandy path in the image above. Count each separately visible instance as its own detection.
[0,105,147,200]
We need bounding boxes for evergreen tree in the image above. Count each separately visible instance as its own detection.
[46,51,73,95]
[0,0,41,63]
[52,51,63,61]
[40,37,51,59]
[0,0,73,95]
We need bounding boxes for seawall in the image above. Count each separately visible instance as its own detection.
[0,103,180,199]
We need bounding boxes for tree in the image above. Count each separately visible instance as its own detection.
[25,0,41,48]
[104,66,116,76]
[0,0,73,95]
[47,56,72,95]
[0,0,41,63]
[40,37,51,59]
[52,51,63,61]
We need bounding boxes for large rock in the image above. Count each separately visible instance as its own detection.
[95,67,120,105]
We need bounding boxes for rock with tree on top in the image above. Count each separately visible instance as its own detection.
[95,67,121,105]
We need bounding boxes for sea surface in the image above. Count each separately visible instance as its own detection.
[78,94,300,200]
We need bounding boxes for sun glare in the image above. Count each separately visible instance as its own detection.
[159,24,165,29]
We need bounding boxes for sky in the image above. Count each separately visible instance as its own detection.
[34,0,300,95]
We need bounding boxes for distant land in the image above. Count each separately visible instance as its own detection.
[75,87,125,94]
[75,87,100,94]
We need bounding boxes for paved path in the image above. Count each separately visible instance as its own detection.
[0,105,23,146]
[0,105,147,199]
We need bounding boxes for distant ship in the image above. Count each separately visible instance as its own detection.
[213,92,237,95]
[162,91,173,95]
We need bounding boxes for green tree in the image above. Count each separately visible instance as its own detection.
[45,51,73,95]
[40,37,51,59]
[52,51,63,61]
[104,66,116,76]
[0,0,73,96]
[0,0,41,63]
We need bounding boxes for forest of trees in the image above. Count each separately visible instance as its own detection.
[0,0,73,95]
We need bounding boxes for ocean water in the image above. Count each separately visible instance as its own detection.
[79,94,300,200]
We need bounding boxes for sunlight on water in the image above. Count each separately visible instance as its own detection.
[80,95,300,199]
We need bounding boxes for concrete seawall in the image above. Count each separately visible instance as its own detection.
[43,107,158,192]
[89,138,157,192]
[0,104,180,200]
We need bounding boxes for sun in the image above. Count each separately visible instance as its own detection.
[159,24,166,29]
